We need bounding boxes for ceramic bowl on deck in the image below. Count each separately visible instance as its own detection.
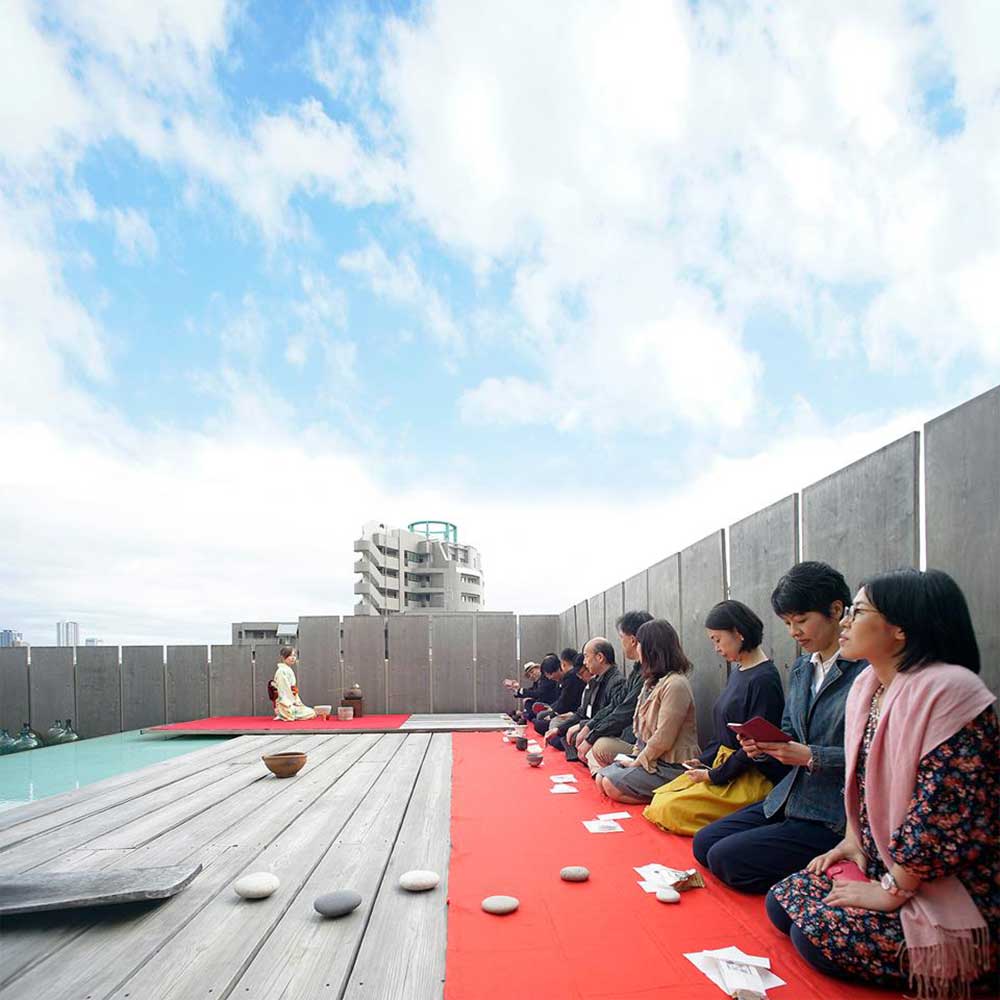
[261,752,307,778]
[514,736,528,751]
[337,706,355,721]
[526,752,543,767]
[314,705,332,720]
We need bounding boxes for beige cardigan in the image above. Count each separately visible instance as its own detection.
[633,672,700,772]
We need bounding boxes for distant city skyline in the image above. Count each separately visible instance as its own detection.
[56,621,80,647]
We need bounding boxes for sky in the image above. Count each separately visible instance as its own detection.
[1,0,998,646]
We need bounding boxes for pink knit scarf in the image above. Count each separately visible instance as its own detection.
[844,663,996,998]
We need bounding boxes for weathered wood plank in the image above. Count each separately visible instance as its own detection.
[343,732,452,1000]
[0,734,387,997]
[100,735,421,1000]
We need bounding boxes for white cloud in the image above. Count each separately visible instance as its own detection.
[108,207,159,263]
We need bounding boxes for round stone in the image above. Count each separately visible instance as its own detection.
[559,866,590,882]
[481,894,519,915]
[234,872,280,899]
[656,886,681,903]
[399,870,440,892]
[314,890,363,917]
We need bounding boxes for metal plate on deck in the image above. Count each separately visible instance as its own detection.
[0,862,202,915]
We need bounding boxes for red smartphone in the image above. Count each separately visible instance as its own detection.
[727,717,793,743]
[827,861,867,882]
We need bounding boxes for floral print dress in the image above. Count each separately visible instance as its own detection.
[771,704,999,985]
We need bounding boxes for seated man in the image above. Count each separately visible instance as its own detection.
[272,647,317,721]
[575,611,653,773]
[533,648,582,735]
[553,638,624,760]
[503,661,543,720]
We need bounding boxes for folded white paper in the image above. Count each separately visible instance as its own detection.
[582,819,624,833]
[684,946,785,995]
[549,783,579,794]
[549,774,577,783]
[598,811,631,820]
[613,753,634,764]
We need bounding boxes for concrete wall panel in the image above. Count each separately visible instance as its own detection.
[679,531,728,743]
[209,644,253,717]
[518,614,560,664]
[251,642,281,718]
[431,615,476,712]
[29,647,75,732]
[574,601,590,647]
[926,386,1000,698]
[387,615,431,714]
[0,647,29,735]
[802,432,920,591]
[342,616,387,714]
[165,646,209,724]
[648,553,681,627]
[296,615,341,709]
[122,646,165,730]
[729,494,800,685]
[604,583,625,668]
[624,570,649,616]
[559,609,576,653]
[475,613,517,713]
[75,646,121,737]
[587,592,606,641]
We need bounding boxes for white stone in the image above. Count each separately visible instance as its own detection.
[399,870,440,891]
[234,872,280,899]
[656,886,681,903]
[559,866,590,882]
[481,894,519,915]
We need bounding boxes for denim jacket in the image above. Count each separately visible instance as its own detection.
[763,652,866,833]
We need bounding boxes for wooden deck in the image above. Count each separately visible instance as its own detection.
[0,732,452,1000]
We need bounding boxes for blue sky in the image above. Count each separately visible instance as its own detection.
[1,0,998,645]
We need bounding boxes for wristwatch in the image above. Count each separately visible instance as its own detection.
[880,872,916,898]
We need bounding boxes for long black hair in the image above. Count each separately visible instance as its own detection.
[862,568,980,674]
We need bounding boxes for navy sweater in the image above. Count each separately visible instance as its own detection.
[698,659,788,786]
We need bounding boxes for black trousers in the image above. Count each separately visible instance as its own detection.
[692,801,840,895]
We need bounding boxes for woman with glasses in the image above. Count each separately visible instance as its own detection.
[693,561,866,893]
[766,569,997,998]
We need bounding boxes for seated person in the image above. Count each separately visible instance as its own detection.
[504,661,556,721]
[693,561,866,893]
[578,610,653,772]
[558,638,625,759]
[533,648,582,735]
[767,569,997,998]
[544,653,592,747]
[596,618,700,802]
[272,647,317,721]
[643,600,787,836]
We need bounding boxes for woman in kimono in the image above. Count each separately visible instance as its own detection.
[272,647,316,721]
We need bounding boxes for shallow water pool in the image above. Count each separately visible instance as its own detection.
[0,730,232,811]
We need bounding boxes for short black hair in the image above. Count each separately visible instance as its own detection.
[771,561,851,619]
[590,639,616,665]
[616,610,653,638]
[572,651,586,671]
[560,647,578,664]
[863,568,981,674]
[704,600,764,651]
[540,654,562,676]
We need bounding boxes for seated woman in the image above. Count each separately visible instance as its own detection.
[693,561,866,893]
[643,600,787,836]
[595,618,699,803]
[272,647,317,721]
[767,569,997,998]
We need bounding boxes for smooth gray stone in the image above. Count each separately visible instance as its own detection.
[0,863,202,916]
[314,889,363,917]
[399,869,440,891]
[234,872,280,899]
[559,866,590,882]
[481,894,519,915]
[656,886,681,903]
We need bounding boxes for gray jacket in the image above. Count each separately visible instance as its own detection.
[763,653,866,833]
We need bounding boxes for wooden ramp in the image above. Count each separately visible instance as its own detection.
[143,712,513,736]
[0,732,451,1000]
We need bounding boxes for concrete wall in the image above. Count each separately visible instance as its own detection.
[729,494,800,684]
[802,432,920,590]
[925,386,1000,698]
[574,601,590,647]
[518,614,561,664]
[431,615,475,712]
[165,646,209,725]
[0,647,30,735]
[624,570,649,616]
[209,644,253,717]
[296,616,341,709]
[76,646,121,738]
[559,608,576,654]
[647,553,681,626]
[475,613,517,713]
[587,592,606,641]
[29,647,76,732]
[122,645,165,731]
[604,583,625,667]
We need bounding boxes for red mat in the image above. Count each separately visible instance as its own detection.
[146,714,411,733]
[445,733,896,1000]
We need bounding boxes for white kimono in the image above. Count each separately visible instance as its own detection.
[273,663,316,721]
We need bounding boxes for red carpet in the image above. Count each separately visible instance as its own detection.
[445,732,896,1000]
[147,714,411,733]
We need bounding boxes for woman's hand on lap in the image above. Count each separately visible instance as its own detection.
[807,838,866,875]
[755,740,812,766]
[686,768,710,783]
[824,880,905,913]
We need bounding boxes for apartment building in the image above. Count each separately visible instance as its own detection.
[56,620,80,647]
[353,520,484,615]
